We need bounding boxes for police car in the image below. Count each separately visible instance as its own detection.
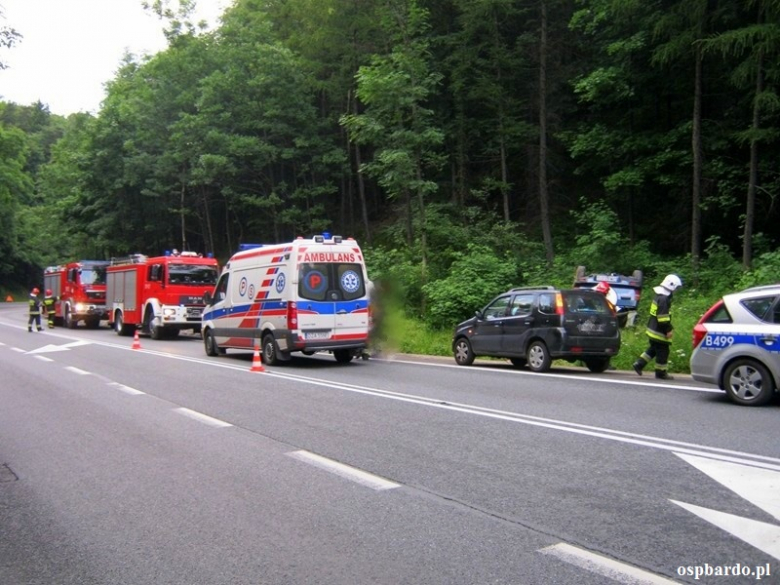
[690,285,780,406]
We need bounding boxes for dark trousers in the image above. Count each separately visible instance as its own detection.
[641,339,670,369]
[28,314,42,331]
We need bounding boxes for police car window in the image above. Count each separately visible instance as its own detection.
[510,294,534,316]
[484,297,510,320]
[741,297,776,322]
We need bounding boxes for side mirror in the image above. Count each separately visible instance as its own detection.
[474,310,483,320]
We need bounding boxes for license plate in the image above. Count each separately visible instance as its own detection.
[305,331,330,340]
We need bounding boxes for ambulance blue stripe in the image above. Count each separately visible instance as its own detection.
[204,299,367,321]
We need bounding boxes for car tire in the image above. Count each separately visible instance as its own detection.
[453,338,475,366]
[64,306,77,329]
[723,359,776,406]
[333,349,353,363]
[584,358,610,373]
[509,358,527,369]
[114,311,132,336]
[527,341,552,372]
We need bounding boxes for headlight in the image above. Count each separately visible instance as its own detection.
[163,308,177,316]
[75,303,85,312]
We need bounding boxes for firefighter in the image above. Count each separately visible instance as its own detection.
[43,289,57,329]
[28,287,43,332]
[632,274,683,380]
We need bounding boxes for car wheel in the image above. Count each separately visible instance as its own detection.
[262,333,280,366]
[527,341,552,372]
[203,329,222,357]
[584,358,610,373]
[146,310,162,340]
[333,349,353,363]
[723,359,776,406]
[509,358,527,369]
[453,338,475,366]
[115,311,131,336]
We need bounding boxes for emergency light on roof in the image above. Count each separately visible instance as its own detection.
[238,243,264,251]
[313,234,343,244]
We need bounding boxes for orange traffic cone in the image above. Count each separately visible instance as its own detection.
[250,341,265,372]
[5,295,13,302]
[132,329,142,350]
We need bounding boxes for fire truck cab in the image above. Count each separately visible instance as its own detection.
[43,261,110,328]
[202,234,370,365]
[107,251,219,339]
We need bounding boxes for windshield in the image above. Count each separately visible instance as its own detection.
[80,267,107,285]
[298,262,365,301]
[167,264,219,286]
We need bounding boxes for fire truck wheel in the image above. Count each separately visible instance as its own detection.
[145,310,163,340]
[262,334,281,366]
[114,311,132,336]
[64,307,78,329]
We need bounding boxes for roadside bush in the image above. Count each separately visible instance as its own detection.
[423,244,518,329]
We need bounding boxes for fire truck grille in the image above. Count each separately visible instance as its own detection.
[86,291,104,300]
[186,307,202,320]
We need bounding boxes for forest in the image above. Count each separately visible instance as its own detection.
[1,0,779,334]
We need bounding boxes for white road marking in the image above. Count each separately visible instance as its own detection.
[10,347,25,353]
[27,340,91,354]
[539,542,680,584]
[174,407,232,428]
[671,500,780,561]
[34,355,53,362]
[107,382,145,396]
[672,453,780,561]
[65,366,90,375]
[288,450,400,491]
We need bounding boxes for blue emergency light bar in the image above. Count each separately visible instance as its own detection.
[238,243,264,251]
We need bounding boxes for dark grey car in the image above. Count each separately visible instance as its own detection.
[452,286,621,373]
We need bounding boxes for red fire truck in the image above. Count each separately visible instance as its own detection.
[43,261,110,328]
[106,251,220,339]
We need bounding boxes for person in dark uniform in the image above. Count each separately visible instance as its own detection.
[28,287,43,332]
[632,274,683,380]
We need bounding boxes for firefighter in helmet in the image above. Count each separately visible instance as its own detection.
[633,274,683,380]
[43,289,57,329]
[28,287,43,332]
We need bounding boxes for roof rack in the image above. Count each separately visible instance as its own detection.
[510,286,556,292]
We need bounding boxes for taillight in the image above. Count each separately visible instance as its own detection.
[555,293,564,316]
[692,300,723,348]
[287,301,298,330]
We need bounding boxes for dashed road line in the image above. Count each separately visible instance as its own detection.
[287,450,400,491]
[107,382,145,395]
[64,366,90,375]
[539,542,680,584]
[174,407,232,428]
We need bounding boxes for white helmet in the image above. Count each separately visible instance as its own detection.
[660,274,683,292]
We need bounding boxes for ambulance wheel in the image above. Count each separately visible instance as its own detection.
[333,349,354,363]
[262,334,281,366]
[204,329,224,356]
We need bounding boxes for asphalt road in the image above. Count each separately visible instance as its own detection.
[0,303,778,585]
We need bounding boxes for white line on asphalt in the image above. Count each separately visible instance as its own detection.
[287,450,400,491]
[539,543,680,584]
[107,382,145,395]
[34,355,53,362]
[65,366,90,375]
[10,347,25,353]
[174,407,233,428]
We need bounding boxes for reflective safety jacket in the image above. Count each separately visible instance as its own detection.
[28,295,42,315]
[645,292,673,343]
[43,296,56,314]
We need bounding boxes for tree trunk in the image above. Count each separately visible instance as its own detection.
[538,0,554,267]
[743,48,763,270]
[691,43,703,277]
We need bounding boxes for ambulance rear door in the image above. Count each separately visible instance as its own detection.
[296,260,368,344]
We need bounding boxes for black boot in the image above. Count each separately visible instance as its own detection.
[655,370,674,380]
[632,358,646,376]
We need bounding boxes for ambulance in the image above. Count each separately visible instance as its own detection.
[202,234,370,365]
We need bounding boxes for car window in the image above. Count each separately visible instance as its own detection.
[538,293,556,314]
[483,296,511,320]
[565,292,609,314]
[510,294,534,316]
[704,302,732,324]
[741,296,777,322]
